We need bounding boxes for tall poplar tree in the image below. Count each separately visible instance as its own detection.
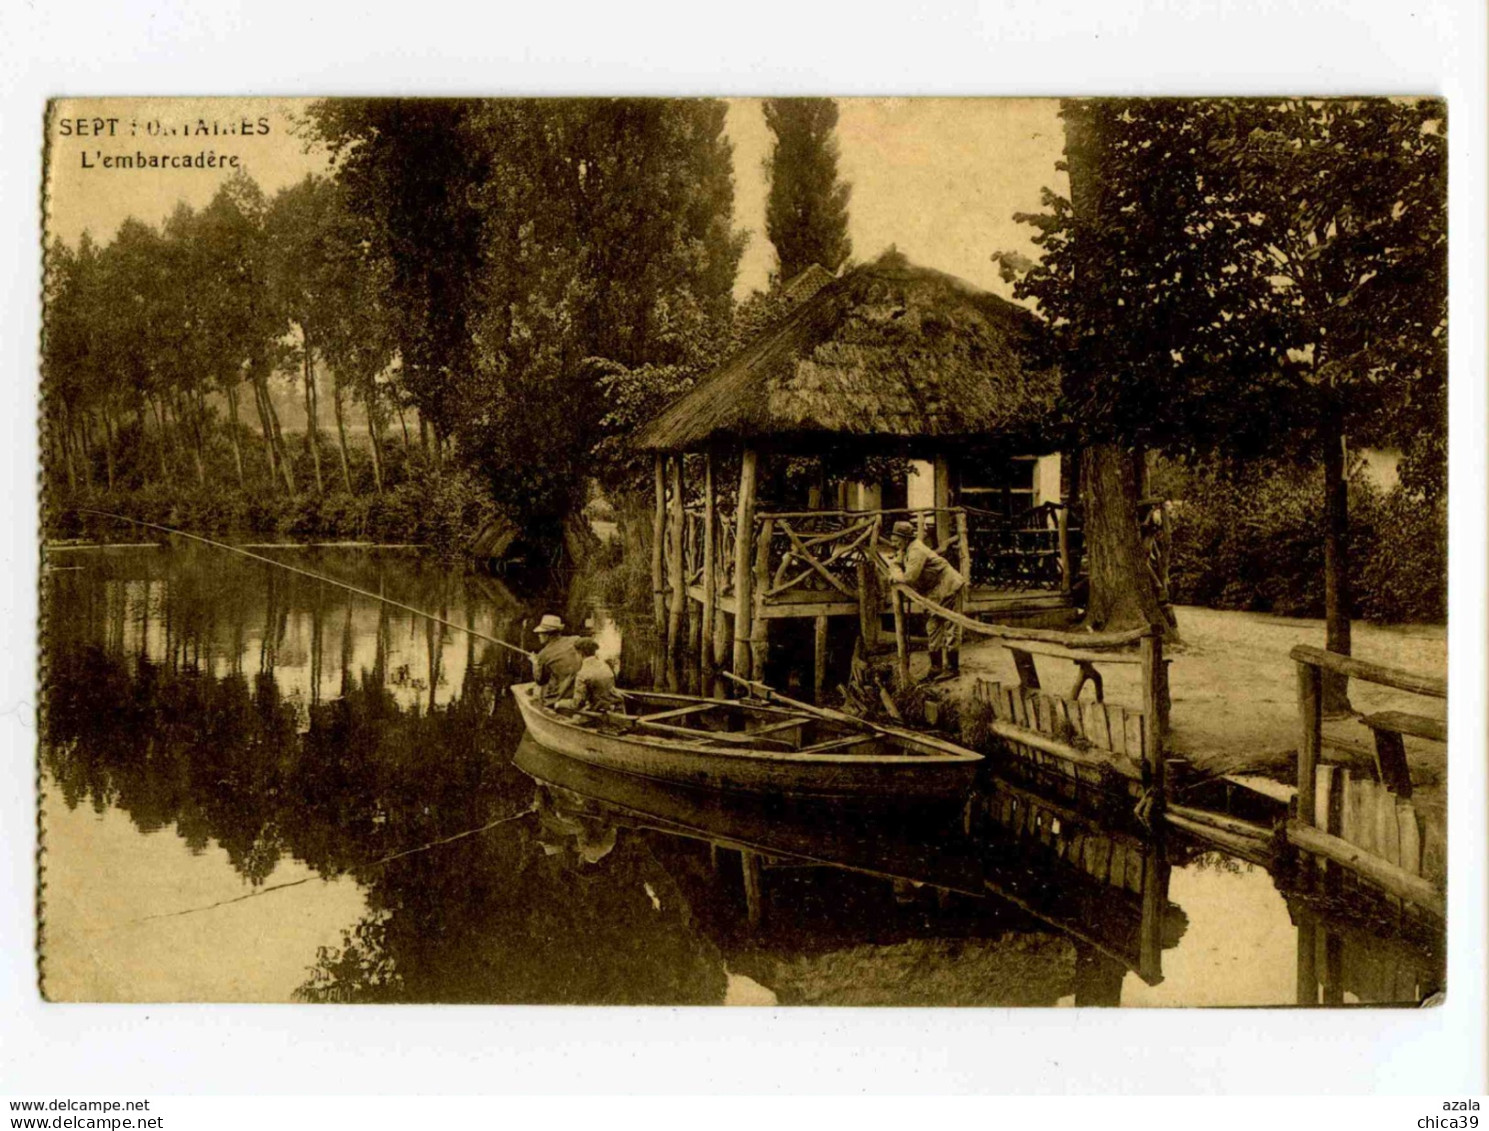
[763,98,853,281]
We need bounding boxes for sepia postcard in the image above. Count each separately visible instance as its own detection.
[38,95,1447,1008]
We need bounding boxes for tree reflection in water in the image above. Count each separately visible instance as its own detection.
[42,547,1443,1006]
[44,548,732,1004]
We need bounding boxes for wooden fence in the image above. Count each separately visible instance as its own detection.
[968,623,1170,809]
[1288,645,1446,918]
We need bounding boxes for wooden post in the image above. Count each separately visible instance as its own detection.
[813,614,829,704]
[932,454,950,545]
[667,455,686,663]
[701,449,717,688]
[1057,505,1071,593]
[892,588,910,684]
[1140,631,1166,799]
[731,447,759,680]
[1296,659,1323,825]
[741,850,764,929]
[750,517,773,681]
[1295,902,1318,1005]
[857,559,882,651]
[1137,841,1164,985]
[651,454,666,636]
[1322,931,1344,1005]
[955,507,972,583]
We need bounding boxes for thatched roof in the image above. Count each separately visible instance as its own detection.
[636,250,1058,454]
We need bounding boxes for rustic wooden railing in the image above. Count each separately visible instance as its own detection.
[1289,645,1446,918]
[669,502,1102,618]
[963,502,1072,592]
[745,504,1084,602]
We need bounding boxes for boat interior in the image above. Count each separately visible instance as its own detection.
[560,689,916,757]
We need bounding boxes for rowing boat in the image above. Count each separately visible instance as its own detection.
[510,683,981,804]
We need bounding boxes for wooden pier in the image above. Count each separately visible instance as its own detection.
[650,447,1087,693]
[966,619,1171,815]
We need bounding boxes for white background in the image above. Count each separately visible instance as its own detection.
[1,0,1484,1098]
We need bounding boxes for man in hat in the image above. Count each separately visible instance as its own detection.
[530,614,582,704]
[887,520,966,678]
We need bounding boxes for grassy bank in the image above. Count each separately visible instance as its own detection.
[47,465,497,560]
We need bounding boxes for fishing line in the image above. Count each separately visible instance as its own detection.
[111,803,540,930]
[77,509,535,660]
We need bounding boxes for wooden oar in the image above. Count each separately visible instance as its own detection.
[721,670,890,736]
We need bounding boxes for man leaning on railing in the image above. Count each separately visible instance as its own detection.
[887,520,966,680]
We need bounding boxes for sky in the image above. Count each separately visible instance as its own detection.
[46,96,1068,303]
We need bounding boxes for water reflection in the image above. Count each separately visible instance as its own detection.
[41,547,1443,1006]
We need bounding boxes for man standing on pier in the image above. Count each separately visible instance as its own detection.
[887,520,966,679]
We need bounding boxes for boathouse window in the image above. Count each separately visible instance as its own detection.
[955,455,1038,517]
[878,474,909,511]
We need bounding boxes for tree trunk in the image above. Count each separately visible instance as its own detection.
[366,398,385,494]
[99,406,116,491]
[1062,102,1175,638]
[225,383,246,488]
[257,372,296,493]
[75,410,93,484]
[187,388,208,486]
[263,375,296,494]
[1079,444,1177,636]
[396,403,412,455]
[302,338,325,494]
[330,370,353,492]
[251,374,278,481]
[57,406,78,492]
[1321,415,1353,715]
[149,396,170,481]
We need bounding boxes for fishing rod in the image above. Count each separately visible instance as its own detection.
[76,509,537,660]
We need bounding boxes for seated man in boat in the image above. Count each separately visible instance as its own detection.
[530,614,582,704]
[562,637,626,714]
[886,520,966,679]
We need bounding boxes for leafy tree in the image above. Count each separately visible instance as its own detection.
[98,217,188,484]
[190,172,281,488]
[305,98,746,538]
[303,100,493,459]
[763,98,853,281]
[157,202,217,486]
[1208,99,1445,706]
[43,236,103,490]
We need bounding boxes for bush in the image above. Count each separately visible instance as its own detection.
[1351,481,1447,623]
[1160,456,1445,624]
[568,491,654,613]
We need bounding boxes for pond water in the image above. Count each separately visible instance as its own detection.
[39,546,1443,1006]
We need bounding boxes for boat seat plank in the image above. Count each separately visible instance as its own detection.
[793,735,879,756]
[625,718,797,749]
[635,703,719,724]
[751,717,815,736]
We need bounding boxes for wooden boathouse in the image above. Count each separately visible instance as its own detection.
[636,250,1082,695]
